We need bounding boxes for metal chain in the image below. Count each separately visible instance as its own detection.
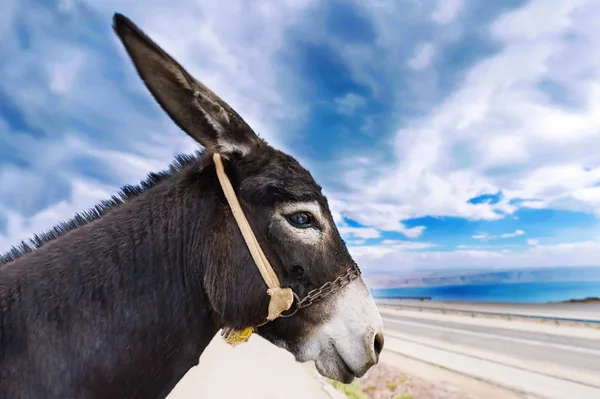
[279,266,361,318]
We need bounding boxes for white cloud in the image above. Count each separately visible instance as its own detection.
[49,52,84,94]
[348,240,437,261]
[527,239,539,245]
[93,0,316,153]
[573,186,600,209]
[58,0,75,12]
[500,229,525,238]
[0,178,116,253]
[408,43,435,70]
[347,239,366,246]
[353,239,600,274]
[335,93,367,114]
[0,0,318,253]
[456,244,494,250]
[3,0,600,276]
[484,135,529,166]
[431,0,464,24]
[472,229,525,241]
[330,0,600,242]
[328,198,426,238]
[338,226,381,240]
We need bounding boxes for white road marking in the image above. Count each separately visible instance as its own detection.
[383,316,600,357]
[384,335,600,399]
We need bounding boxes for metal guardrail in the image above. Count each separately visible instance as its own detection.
[375,300,600,325]
[375,296,432,300]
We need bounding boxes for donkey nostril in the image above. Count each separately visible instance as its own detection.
[373,332,384,359]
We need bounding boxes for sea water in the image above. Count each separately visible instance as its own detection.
[371,281,600,303]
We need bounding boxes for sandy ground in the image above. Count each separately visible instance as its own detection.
[166,333,330,399]
[306,352,526,399]
[367,353,529,399]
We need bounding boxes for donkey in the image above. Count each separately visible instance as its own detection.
[0,13,384,399]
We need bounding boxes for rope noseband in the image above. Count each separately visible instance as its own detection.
[212,153,360,346]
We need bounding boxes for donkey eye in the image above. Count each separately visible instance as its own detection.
[287,212,314,228]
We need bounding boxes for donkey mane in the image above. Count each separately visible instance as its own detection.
[0,150,204,266]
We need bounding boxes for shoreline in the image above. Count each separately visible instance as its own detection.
[375,298,600,326]
[370,280,600,305]
[556,296,600,304]
[375,297,600,310]
[373,295,600,304]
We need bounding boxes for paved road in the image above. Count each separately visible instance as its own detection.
[379,307,600,399]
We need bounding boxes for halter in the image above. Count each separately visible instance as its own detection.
[212,153,361,346]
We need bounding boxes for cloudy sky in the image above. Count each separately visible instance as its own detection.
[2,0,600,276]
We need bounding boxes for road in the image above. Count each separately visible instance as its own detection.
[379,305,600,399]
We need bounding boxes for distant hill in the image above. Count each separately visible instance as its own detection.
[364,266,600,289]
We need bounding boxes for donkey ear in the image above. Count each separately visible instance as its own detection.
[112,13,261,155]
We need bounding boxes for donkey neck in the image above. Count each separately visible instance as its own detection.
[0,163,221,398]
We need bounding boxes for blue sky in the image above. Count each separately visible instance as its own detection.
[1,0,600,277]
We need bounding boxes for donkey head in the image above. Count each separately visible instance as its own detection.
[113,14,384,383]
